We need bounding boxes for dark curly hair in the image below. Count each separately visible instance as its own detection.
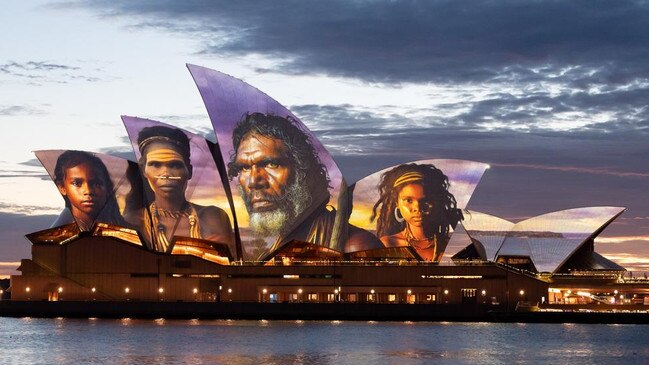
[228,112,331,204]
[370,163,463,244]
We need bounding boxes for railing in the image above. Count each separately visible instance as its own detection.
[229,259,499,267]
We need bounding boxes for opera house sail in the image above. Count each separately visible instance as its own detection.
[6,64,647,319]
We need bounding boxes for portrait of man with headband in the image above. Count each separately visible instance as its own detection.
[126,125,233,252]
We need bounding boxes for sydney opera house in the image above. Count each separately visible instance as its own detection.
[6,65,649,315]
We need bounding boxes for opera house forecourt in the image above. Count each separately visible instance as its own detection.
[3,65,649,322]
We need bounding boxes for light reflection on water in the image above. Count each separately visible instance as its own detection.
[0,318,648,365]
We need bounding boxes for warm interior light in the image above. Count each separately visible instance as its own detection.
[193,288,198,294]
[124,287,130,293]
[57,287,63,293]
[158,288,164,293]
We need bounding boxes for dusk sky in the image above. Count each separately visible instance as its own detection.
[1,1,648,277]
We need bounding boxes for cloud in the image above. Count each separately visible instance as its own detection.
[0,202,62,216]
[95,146,137,161]
[68,1,649,83]
[0,61,78,73]
[0,105,45,116]
[0,262,20,270]
[57,1,649,138]
[596,236,649,244]
[0,60,105,84]
[0,262,21,278]
[490,163,649,178]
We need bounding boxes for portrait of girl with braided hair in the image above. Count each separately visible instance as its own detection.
[371,163,464,261]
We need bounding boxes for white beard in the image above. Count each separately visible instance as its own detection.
[242,178,312,238]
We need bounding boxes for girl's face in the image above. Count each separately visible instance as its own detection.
[397,183,433,227]
[57,162,108,220]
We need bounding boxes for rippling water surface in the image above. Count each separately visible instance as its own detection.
[1,317,648,364]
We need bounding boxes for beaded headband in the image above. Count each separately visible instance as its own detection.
[393,171,423,188]
[138,136,186,153]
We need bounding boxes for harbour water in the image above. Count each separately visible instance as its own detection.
[1,317,648,364]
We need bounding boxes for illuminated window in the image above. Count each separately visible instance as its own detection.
[406,294,416,304]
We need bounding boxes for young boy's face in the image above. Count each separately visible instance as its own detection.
[58,162,108,220]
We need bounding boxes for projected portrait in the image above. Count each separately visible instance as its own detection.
[371,164,463,261]
[124,123,234,253]
[52,151,125,231]
[37,150,134,232]
[227,112,381,257]
[349,159,489,261]
[188,65,357,259]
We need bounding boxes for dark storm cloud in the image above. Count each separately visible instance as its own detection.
[62,0,649,135]
[66,0,649,85]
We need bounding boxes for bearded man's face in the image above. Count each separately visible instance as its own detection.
[233,133,311,236]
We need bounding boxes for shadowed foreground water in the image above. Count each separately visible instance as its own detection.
[1,317,648,364]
